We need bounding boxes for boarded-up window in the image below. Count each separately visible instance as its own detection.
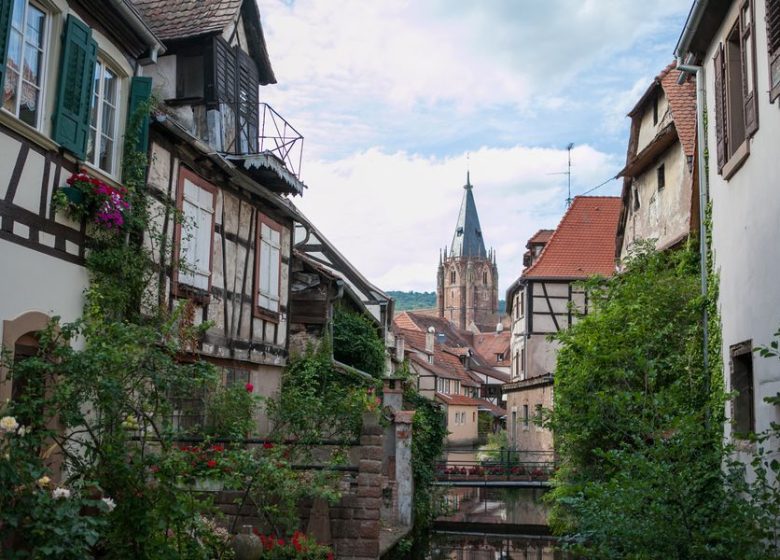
[255,214,282,316]
[730,341,755,438]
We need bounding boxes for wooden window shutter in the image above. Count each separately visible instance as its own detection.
[767,0,780,101]
[713,44,727,174]
[126,76,153,156]
[208,36,236,103]
[741,0,759,137]
[0,0,12,90]
[52,16,97,160]
[235,47,259,153]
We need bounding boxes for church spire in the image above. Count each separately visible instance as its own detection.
[450,173,486,259]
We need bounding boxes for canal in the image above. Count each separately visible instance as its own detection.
[426,486,564,559]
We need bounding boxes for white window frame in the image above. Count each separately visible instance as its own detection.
[2,0,50,130]
[176,170,216,293]
[86,57,120,177]
[255,213,282,317]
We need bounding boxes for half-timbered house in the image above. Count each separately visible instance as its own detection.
[504,196,621,455]
[127,0,315,435]
[0,0,163,402]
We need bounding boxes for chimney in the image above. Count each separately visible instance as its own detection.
[425,326,435,354]
[395,335,405,362]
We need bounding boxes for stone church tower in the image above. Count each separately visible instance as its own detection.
[437,174,499,332]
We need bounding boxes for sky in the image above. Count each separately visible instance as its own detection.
[260,0,693,295]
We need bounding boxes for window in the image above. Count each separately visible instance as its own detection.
[176,53,204,99]
[657,164,665,191]
[472,411,476,423]
[730,341,755,438]
[652,95,658,125]
[632,182,640,211]
[255,214,282,317]
[482,271,488,284]
[535,404,543,427]
[519,290,524,318]
[523,404,529,429]
[450,270,456,284]
[437,378,444,393]
[176,169,216,293]
[86,59,119,175]
[520,347,526,380]
[511,410,517,445]
[713,0,758,176]
[496,352,504,363]
[767,0,780,101]
[427,354,433,365]
[223,367,250,387]
[3,0,48,128]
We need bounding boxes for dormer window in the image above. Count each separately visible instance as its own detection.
[456,226,464,236]
[176,53,205,99]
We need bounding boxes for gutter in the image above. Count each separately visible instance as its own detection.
[674,0,710,59]
[108,0,165,63]
[675,58,711,426]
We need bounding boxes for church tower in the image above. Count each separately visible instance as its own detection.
[437,173,499,332]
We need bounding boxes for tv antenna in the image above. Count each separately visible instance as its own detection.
[547,143,575,207]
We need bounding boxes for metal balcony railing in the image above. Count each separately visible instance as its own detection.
[202,102,304,180]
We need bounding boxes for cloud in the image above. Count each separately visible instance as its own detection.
[293,144,620,294]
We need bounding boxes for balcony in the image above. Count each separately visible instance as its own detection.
[196,102,306,196]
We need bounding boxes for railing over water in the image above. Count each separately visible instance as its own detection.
[436,449,557,483]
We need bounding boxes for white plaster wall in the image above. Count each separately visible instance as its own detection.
[527,335,559,379]
[703,0,780,447]
[621,142,692,256]
[636,88,670,153]
[0,240,87,335]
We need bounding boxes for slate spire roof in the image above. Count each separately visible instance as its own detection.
[449,172,487,259]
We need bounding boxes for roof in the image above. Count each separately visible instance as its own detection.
[132,0,276,84]
[393,312,474,348]
[449,173,487,259]
[132,0,242,39]
[435,393,507,417]
[659,64,697,158]
[528,229,554,247]
[409,354,461,380]
[522,196,621,280]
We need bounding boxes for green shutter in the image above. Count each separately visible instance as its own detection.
[52,15,96,160]
[0,0,12,90]
[127,76,152,155]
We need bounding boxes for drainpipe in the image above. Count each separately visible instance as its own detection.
[676,58,711,426]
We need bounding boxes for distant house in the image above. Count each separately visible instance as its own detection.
[504,196,621,455]
[393,311,507,446]
[616,62,699,260]
[675,0,780,458]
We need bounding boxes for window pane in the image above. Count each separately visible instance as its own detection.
[11,0,24,31]
[22,39,39,84]
[103,67,117,106]
[26,5,44,48]
[269,246,279,297]
[19,82,38,126]
[99,135,113,174]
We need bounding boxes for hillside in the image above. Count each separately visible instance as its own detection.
[388,291,506,314]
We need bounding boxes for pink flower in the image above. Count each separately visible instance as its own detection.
[245,382,254,393]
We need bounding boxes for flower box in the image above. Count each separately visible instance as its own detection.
[193,478,224,492]
[59,186,83,205]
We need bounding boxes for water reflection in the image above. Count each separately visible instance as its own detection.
[428,487,566,559]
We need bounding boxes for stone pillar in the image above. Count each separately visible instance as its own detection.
[336,413,382,560]
[393,411,415,527]
[383,378,404,413]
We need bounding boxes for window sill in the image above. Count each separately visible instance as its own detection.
[172,283,211,305]
[253,307,280,323]
[0,110,60,153]
[81,161,124,190]
[722,140,750,181]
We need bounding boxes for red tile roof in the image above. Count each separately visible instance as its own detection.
[408,354,461,380]
[473,332,510,364]
[528,229,555,247]
[132,0,242,40]
[435,393,481,407]
[523,196,621,280]
[659,64,697,158]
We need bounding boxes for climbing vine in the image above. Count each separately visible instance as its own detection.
[332,306,386,377]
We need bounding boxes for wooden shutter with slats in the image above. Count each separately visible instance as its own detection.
[209,36,236,103]
[767,0,780,101]
[0,0,12,90]
[127,76,152,156]
[52,15,97,159]
[741,0,759,137]
[235,46,259,154]
[713,44,727,174]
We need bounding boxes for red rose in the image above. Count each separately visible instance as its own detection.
[207,460,217,468]
[245,382,254,393]
[262,442,273,449]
